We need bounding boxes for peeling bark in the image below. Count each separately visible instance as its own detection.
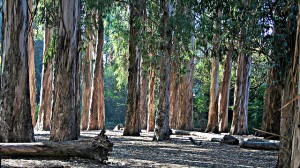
[50,0,81,141]
[0,0,34,142]
[139,56,148,130]
[169,61,179,129]
[147,65,155,132]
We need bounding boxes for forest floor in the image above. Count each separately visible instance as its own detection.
[1,130,278,168]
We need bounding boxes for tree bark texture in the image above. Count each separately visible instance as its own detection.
[90,16,105,130]
[230,54,244,135]
[291,5,300,167]
[123,0,145,136]
[147,65,155,132]
[35,26,54,131]
[237,55,251,135]
[0,132,113,163]
[81,30,94,130]
[260,66,281,138]
[218,43,233,133]
[139,56,148,130]
[50,0,80,141]
[28,0,37,127]
[177,57,194,131]
[205,57,219,133]
[240,141,280,150]
[154,0,172,141]
[0,0,34,142]
[169,61,179,129]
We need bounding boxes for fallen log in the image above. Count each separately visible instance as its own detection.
[240,141,279,150]
[211,135,239,145]
[0,131,113,163]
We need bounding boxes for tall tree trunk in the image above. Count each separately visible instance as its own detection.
[237,55,251,135]
[90,16,105,130]
[147,64,155,132]
[0,0,34,142]
[28,0,37,127]
[139,56,148,130]
[291,5,300,167]
[169,62,179,129]
[123,0,145,136]
[205,57,219,133]
[218,43,233,133]
[81,30,94,130]
[260,65,281,138]
[153,0,172,141]
[35,26,54,131]
[50,0,80,141]
[230,53,244,135]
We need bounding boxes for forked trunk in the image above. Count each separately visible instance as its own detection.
[0,0,34,142]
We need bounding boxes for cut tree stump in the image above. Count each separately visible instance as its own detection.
[240,141,279,150]
[0,131,113,163]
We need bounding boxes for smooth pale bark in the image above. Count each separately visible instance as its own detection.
[205,57,219,133]
[260,66,281,138]
[230,54,244,135]
[147,65,155,132]
[291,6,300,166]
[177,57,194,131]
[0,0,34,142]
[123,0,144,136]
[50,0,80,141]
[153,0,172,141]
[90,16,105,130]
[28,0,37,127]
[139,57,148,130]
[218,44,233,133]
[237,55,251,135]
[35,26,53,131]
[169,62,179,129]
[81,30,94,130]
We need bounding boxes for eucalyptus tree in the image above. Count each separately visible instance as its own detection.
[50,0,81,141]
[0,0,34,142]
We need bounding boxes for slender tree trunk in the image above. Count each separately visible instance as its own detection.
[90,16,105,130]
[291,5,300,167]
[50,0,80,141]
[218,43,233,133]
[139,56,148,130]
[237,55,251,135]
[35,26,54,131]
[169,62,179,129]
[260,65,281,138]
[153,0,172,141]
[147,64,155,132]
[230,53,244,135]
[205,57,219,133]
[81,30,94,130]
[123,0,145,136]
[0,0,34,142]
[28,0,37,127]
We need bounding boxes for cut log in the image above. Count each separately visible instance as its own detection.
[211,135,239,145]
[173,130,191,135]
[0,131,113,163]
[240,141,279,150]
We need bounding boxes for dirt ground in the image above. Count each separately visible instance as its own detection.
[1,130,278,168]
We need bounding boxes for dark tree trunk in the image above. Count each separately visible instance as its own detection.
[50,0,81,141]
[0,0,34,142]
[123,0,145,136]
[153,0,172,141]
[218,43,233,133]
